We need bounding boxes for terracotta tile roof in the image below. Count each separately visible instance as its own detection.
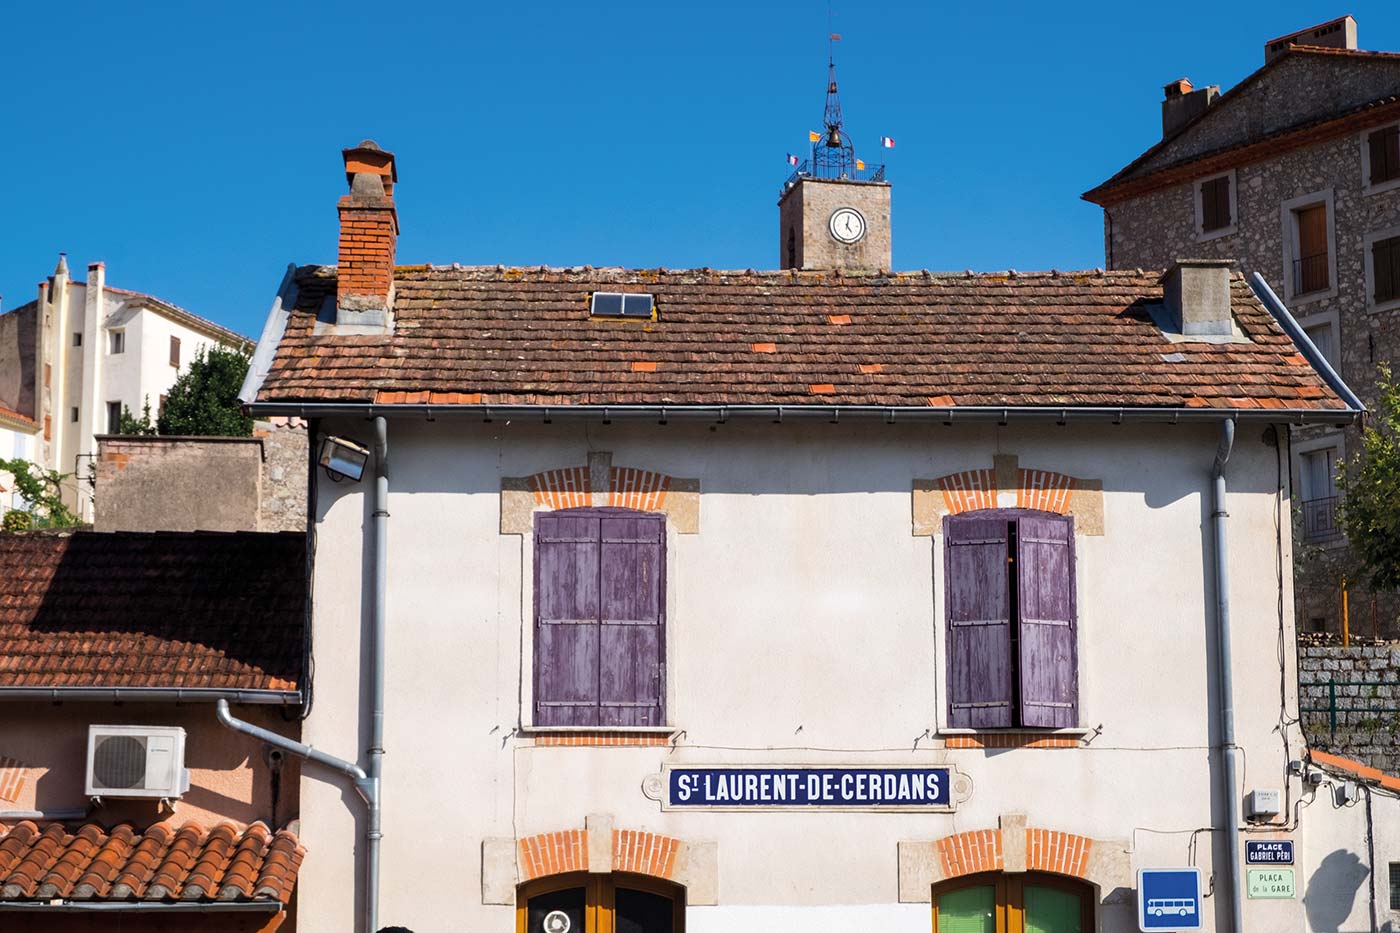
[0,531,305,696]
[0,820,303,904]
[1310,749,1400,791]
[0,404,35,428]
[1085,46,1400,204]
[252,265,1346,413]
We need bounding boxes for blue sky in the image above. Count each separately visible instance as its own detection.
[4,1,1399,338]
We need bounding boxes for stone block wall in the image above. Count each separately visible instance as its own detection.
[94,420,307,533]
[1299,645,1400,774]
[254,419,308,532]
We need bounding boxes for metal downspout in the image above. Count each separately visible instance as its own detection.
[367,415,388,933]
[216,416,388,933]
[1211,418,1244,933]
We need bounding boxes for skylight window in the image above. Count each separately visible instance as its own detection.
[590,292,655,318]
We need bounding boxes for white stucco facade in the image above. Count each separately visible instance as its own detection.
[0,414,37,511]
[0,258,251,518]
[289,416,1394,933]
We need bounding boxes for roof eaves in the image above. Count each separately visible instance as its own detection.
[1085,93,1400,204]
[107,287,253,349]
[1084,45,1400,203]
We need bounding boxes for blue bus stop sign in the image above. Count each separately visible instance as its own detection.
[1137,868,1204,931]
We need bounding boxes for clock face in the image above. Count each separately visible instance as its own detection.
[828,207,868,244]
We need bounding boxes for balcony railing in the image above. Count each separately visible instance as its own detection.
[1302,495,1341,543]
[781,160,886,195]
[1293,252,1331,295]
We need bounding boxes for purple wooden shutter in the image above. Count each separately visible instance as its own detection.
[598,512,665,726]
[944,514,1013,728]
[1016,513,1078,728]
[534,511,603,726]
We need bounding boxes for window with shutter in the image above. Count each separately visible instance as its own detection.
[1200,176,1231,232]
[945,510,1078,730]
[1294,204,1330,295]
[1368,125,1400,186]
[944,514,1014,728]
[1373,235,1400,305]
[534,508,665,727]
[1016,513,1078,728]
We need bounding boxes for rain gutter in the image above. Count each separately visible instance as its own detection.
[0,688,300,705]
[246,402,1358,426]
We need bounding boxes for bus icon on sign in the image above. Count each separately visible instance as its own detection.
[1138,868,1204,931]
[1146,897,1197,917]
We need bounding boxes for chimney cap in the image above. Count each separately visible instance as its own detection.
[1157,257,1234,284]
[1163,78,1194,98]
[342,140,398,189]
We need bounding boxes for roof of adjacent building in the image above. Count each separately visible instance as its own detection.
[0,404,35,430]
[101,285,253,350]
[0,531,304,698]
[0,820,303,906]
[1085,45,1400,205]
[1310,749,1400,791]
[0,285,250,351]
[249,264,1348,414]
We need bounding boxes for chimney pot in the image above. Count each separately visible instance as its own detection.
[1161,259,1235,337]
[1163,78,1193,98]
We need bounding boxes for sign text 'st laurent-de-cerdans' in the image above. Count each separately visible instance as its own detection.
[666,767,952,809]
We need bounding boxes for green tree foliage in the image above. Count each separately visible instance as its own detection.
[1339,365,1400,591]
[0,459,79,528]
[2,510,32,533]
[156,345,253,437]
[117,398,157,436]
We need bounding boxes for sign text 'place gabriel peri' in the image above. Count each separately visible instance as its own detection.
[666,767,952,810]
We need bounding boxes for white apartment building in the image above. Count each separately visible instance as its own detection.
[0,255,251,517]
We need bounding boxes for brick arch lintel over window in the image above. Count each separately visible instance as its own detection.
[912,454,1104,536]
[500,451,700,535]
[480,814,718,905]
[896,813,1130,903]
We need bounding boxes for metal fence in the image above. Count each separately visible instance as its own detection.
[1293,253,1330,295]
[1300,677,1399,736]
[1301,495,1341,543]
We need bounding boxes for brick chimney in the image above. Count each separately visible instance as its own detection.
[1161,259,1235,337]
[1161,78,1218,140]
[336,140,398,333]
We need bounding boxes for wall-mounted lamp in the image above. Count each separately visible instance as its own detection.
[319,436,371,482]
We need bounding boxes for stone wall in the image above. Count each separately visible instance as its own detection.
[1299,645,1400,774]
[254,418,308,532]
[1104,110,1400,638]
[778,177,892,272]
[94,421,307,533]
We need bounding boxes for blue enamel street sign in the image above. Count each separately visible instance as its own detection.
[1138,868,1204,931]
[1246,840,1294,864]
[665,766,951,809]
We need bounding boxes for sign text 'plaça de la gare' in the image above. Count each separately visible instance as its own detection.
[664,767,952,810]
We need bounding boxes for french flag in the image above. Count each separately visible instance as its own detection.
[880,136,895,148]
[786,153,799,166]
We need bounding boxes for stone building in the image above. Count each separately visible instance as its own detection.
[1082,15,1400,638]
[0,256,252,520]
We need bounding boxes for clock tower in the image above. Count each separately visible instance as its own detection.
[777,58,892,271]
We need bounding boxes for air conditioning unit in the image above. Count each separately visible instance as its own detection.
[85,725,190,799]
